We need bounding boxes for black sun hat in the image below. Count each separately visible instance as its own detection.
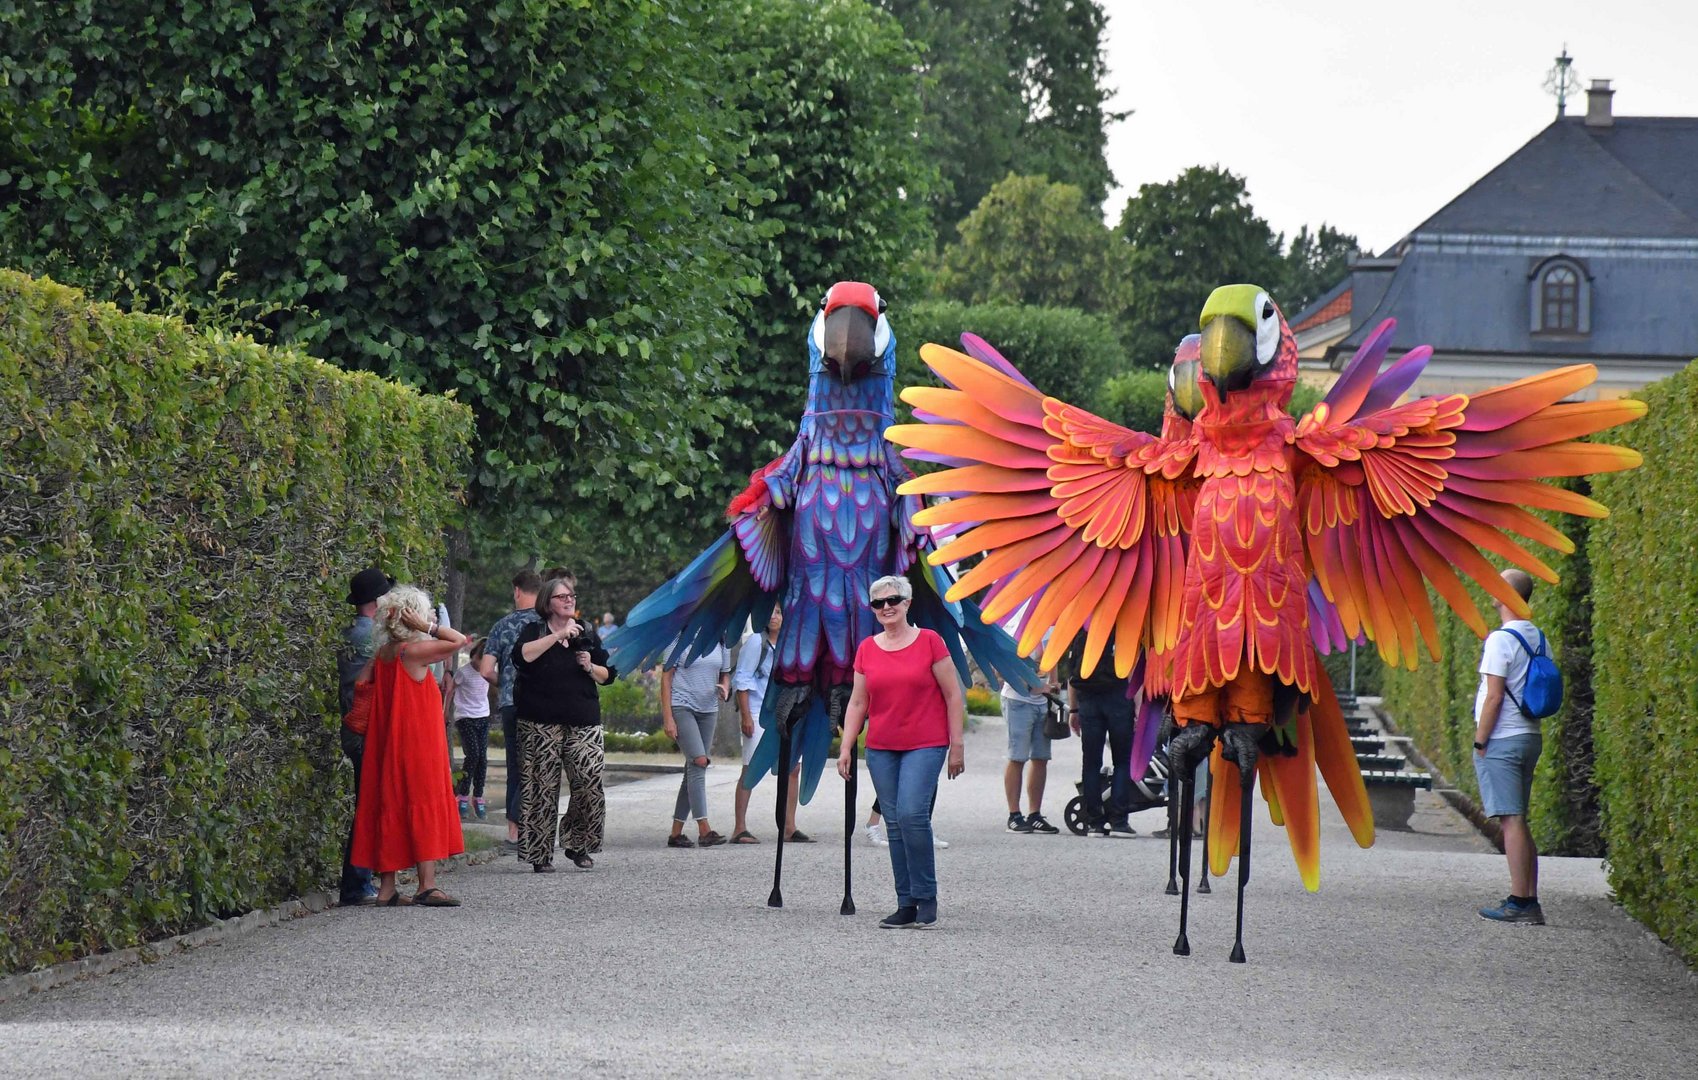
[346,567,392,606]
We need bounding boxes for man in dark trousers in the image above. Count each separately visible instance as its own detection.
[481,569,543,851]
[1067,638,1136,836]
[336,566,390,906]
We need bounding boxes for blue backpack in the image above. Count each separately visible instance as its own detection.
[1496,627,1563,719]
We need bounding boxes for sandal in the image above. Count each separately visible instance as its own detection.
[566,851,594,869]
[376,892,411,907]
[412,887,461,907]
[730,830,760,844]
[785,829,815,844]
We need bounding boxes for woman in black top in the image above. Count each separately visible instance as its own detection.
[511,575,616,871]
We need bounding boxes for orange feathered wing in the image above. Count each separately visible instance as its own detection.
[887,343,1195,678]
[1296,364,1646,667]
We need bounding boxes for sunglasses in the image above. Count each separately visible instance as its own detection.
[869,595,905,610]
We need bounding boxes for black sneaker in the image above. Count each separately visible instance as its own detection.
[913,901,937,929]
[1109,820,1136,836]
[879,906,918,929]
[1026,813,1060,834]
[1007,812,1034,833]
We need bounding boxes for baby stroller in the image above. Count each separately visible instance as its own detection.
[1064,739,1170,836]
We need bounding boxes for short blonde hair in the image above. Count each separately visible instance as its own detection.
[868,575,911,601]
[373,584,433,652]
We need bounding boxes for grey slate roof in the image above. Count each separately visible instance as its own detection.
[1409,118,1698,241]
[1328,115,1698,362]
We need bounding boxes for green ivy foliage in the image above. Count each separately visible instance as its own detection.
[1592,372,1696,963]
[0,0,764,548]
[0,271,471,974]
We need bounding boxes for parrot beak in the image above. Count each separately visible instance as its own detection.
[1199,314,1256,393]
[821,304,877,384]
[1171,358,1204,420]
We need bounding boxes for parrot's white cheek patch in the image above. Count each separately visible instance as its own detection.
[810,309,826,354]
[874,314,891,357]
[1254,290,1278,366]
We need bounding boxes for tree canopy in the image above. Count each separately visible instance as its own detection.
[0,0,766,551]
[876,0,1123,234]
[935,173,1128,314]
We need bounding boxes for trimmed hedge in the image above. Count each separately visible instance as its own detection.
[1592,371,1697,963]
[0,271,472,974]
[1377,495,1597,856]
[899,301,1125,417]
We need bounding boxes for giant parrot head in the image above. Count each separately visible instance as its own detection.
[1196,284,1298,409]
[809,281,894,385]
[1167,333,1205,421]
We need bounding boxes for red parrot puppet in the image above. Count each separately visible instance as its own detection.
[886,283,1646,962]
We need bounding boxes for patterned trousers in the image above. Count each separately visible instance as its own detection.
[518,721,606,866]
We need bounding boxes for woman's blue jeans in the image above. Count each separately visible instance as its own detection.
[865,745,946,906]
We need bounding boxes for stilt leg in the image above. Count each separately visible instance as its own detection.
[1197,785,1212,895]
[768,722,791,909]
[1173,763,1193,956]
[1164,780,1179,896]
[841,750,857,915]
[1223,724,1261,964]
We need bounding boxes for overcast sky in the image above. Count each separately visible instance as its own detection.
[1100,0,1698,255]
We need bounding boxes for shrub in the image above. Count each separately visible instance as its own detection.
[1591,370,1696,963]
[899,301,1125,418]
[964,686,1000,716]
[0,271,471,974]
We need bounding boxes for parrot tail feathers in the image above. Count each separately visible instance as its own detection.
[1309,662,1376,849]
[795,696,834,805]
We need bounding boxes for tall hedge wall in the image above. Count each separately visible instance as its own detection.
[1376,490,1598,857]
[0,271,472,974]
[1591,369,1697,963]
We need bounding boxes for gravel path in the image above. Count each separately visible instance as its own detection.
[2,719,1693,1078]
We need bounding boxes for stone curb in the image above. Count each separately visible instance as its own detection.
[0,846,501,1006]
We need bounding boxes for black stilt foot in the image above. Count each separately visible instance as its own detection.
[840,896,855,915]
[768,889,783,909]
[1229,941,1246,964]
[769,722,792,911]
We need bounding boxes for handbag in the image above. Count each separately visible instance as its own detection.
[1041,696,1071,741]
[343,668,375,735]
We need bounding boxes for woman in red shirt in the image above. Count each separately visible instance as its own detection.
[836,575,966,929]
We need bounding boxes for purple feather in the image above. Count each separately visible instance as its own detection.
[960,332,1038,390]
[1320,319,1397,422]
[1355,345,1433,416]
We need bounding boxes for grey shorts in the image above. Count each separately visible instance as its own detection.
[1474,732,1542,818]
[1004,698,1050,762]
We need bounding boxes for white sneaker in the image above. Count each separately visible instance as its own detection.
[933,836,950,850]
[865,824,888,846]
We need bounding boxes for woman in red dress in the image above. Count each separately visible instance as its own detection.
[351,584,467,906]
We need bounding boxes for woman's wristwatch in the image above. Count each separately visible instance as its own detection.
[1473,740,1486,751]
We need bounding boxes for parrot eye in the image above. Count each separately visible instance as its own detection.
[809,309,826,353]
[1253,290,1279,366]
[873,313,891,357]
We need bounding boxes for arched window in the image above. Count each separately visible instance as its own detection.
[1542,266,1579,331]
[1529,256,1591,335]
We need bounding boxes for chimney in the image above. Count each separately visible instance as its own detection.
[1585,79,1614,127]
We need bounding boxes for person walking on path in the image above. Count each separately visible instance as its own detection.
[1473,567,1548,925]
[1067,638,1135,836]
[444,638,491,820]
[836,575,966,929]
[335,566,390,906]
[730,609,807,844]
[1002,656,1061,835]
[512,575,614,871]
[481,570,542,848]
[351,585,467,907]
[662,638,733,848]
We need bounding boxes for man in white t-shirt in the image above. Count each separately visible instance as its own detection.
[1473,567,1547,926]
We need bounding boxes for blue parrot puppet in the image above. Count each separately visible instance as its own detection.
[606,281,1038,909]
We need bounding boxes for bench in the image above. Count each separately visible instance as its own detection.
[1361,767,1434,831]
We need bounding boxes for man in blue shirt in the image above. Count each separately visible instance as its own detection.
[729,609,807,843]
[480,569,543,849]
